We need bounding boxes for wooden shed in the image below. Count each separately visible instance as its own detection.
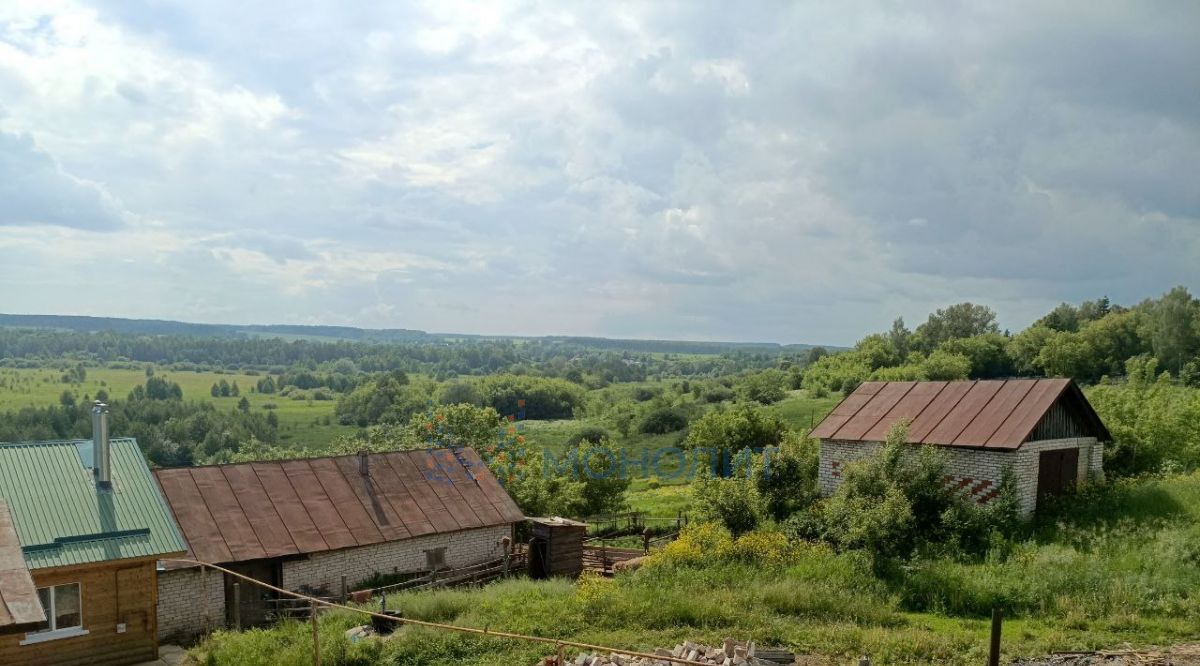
[527,517,587,579]
[812,378,1110,515]
[0,406,188,666]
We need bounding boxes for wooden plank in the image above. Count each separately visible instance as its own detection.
[219,465,299,558]
[279,461,358,551]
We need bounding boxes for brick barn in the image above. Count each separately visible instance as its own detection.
[811,378,1109,515]
[153,447,523,643]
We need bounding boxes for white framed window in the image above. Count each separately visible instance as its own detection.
[20,583,88,645]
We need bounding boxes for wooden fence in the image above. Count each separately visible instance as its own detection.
[263,552,527,620]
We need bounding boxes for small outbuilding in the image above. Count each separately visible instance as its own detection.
[812,378,1109,515]
[527,517,587,579]
[0,403,188,666]
[153,446,524,642]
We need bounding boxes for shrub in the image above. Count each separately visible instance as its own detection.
[736,369,788,404]
[639,407,687,434]
[693,463,762,535]
[565,426,610,447]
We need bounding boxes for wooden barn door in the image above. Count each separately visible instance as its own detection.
[1037,448,1080,504]
[224,561,279,628]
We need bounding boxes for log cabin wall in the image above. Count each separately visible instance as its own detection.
[0,557,159,666]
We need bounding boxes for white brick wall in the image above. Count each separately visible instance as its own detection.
[156,524,513,643]
[282,525,513,595]
[818,437,1102,516]
[157,565,225,644]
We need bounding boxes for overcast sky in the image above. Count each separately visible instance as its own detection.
[1,1,1197,345]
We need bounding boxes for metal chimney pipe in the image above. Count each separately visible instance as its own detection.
[92,401,111,489]
[358,449,369,476]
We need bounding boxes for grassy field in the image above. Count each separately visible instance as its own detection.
[191,471,1200,665]
[0,365,351,448]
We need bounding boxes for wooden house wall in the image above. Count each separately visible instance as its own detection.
[0,557,160,666]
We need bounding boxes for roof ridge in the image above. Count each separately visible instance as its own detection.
[154,444,477,471]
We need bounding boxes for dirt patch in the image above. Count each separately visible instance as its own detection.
[1015,644,1200,666]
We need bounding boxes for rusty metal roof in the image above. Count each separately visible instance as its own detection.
[154,448,524,568]
[0,500,45,630]
[810,379,1110,449]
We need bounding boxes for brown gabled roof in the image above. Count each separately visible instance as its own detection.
[810,378,1110,449]
[0,500,45,631]
[154,448,523,568]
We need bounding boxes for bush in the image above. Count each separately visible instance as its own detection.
[737,369,788,404]
[702,386,735,403]
[638,407,687,434]
[818,423,1021,567]
[565,426,610,447]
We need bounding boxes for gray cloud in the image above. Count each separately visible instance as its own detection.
[0,1,1195,344]
[0,131,128,230]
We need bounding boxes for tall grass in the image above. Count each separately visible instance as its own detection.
[193,472,1200,665]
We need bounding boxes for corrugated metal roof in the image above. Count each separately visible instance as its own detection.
[810,378,1110,449]
[155,448,524,568]
[0,500,45,629]
[0,439,188,570]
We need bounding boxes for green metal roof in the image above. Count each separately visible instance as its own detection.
[0,438,187,570]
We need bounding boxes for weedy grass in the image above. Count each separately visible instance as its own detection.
[191,473,1200,666]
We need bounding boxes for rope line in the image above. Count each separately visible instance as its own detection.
[169,558,712,666]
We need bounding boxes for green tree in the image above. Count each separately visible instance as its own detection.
[686,404,787,476]
[921,350,971,381]
[914,303,1000,352]
[937,333,1015,378]
[888,317,912,361]
[408,403,504,450]
[1149,286,1200,375]
[439,381,482,406]
[736,368,788,404]
[237,396,251,413]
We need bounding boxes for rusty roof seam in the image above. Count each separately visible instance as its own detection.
[978,380,1038,448]
[901,380,951,441]
[277,462,333,553]
[309,460,366,548]
[377,454,437,533]
[236,465,301,555]
[1012,381,1071,445]
[396,452,466,531]
[851,380,918,441]
[917,380,977,444]
[936,380,1004,444]
[218,466,272,557]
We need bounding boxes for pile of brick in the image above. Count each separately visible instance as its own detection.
[563,638,781,666]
